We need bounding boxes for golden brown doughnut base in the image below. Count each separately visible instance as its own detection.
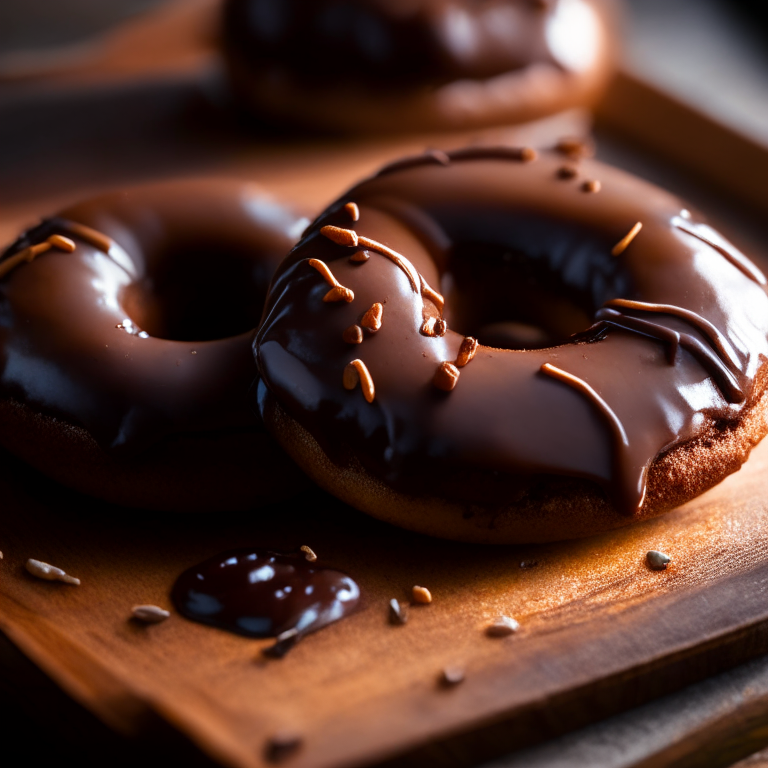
[262,369,768,544]
[0,399,307,512]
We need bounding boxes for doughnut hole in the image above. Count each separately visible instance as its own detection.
[121,241,273,342]
[440,226,625,350]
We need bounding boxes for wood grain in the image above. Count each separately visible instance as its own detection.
[4,431,768,768]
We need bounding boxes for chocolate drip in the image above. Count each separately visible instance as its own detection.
[540,362,645,513]
[375,151,451,178]
[594,312,743,403]
[604,299,741,373]
[172,549,360,652]
[674,217,767,286]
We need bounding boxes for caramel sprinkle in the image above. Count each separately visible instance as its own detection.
[344,202,360,222]
[421,317,447,337]
[581,180,601,193]
[300,545,317,562]
[47,234,76,252]
[343,325,364,344]
[323,285,355,303]
[434,361,460,391]
[350,249,371,263]
[308,258,339,286]
[60,220,113,253]
[321,225,359,247]
[308,258,355,303]
[611,222,643,256]
[420,277,445,313]
[361,302,383,332]
[519,146,538,162]
[412,585,432,604]
[557,165,578,179]
[357,235,420,291]
[455,337,478,368]
[0,234,77,280]
[555,137,593,159]
[343,359,375,402]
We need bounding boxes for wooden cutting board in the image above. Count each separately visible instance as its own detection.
[4,433,768,768]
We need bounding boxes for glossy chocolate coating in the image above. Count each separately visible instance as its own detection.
[172,549,360,646]
[0,179,307,453]
[222,0,615,132]
[256,148,768,516]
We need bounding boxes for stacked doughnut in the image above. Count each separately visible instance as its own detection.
[0,179,309,512]
[255,145,768,542]
[3,149,768,542]
[221,0,617,132]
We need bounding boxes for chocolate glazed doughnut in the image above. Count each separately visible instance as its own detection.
[256,146,768,543]
[222,0,616,133]
[0,179,310,511]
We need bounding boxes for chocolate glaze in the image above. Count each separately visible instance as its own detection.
[0,179,307,453]
[255,148,768,516]
[172,549,360,650]
[224,0,605,89]
[221,0,616,132]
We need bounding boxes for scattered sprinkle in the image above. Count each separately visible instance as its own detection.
[357,234,420,292]
[344,202,360,222]
[61,220,113,253]
[25,558,80,585]
[361,302,383,333]
[412,585,432,604]
[321,225,359,248]
[300,545,317,562]
[421,317,448,337]
[420,280,446,313]
[47,234,76,252]
[323,285,355,303]
[433,361,460,392]
[455,337,478,368]
[263,628,300,659]
[581,179,601,193]
[343,359,375,402]
[132,605,170,624]
[0,232,77,280]
[343,325,364,344]
[389,599,408,625]
[611,222,643,256]
[519,147,538,162]
[265,730,303,763]
[646,550,671,570]
[308,258,355,303]
[441,666,465,686]
[555,137,593,159]
[557,165,578,179]
[308,258,339,286]
[486,616,520,637]
[350,249,371,263]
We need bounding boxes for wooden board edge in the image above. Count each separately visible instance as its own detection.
[595,68,768,217]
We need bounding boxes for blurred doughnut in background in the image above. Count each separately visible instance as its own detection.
[221,0,618,132]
